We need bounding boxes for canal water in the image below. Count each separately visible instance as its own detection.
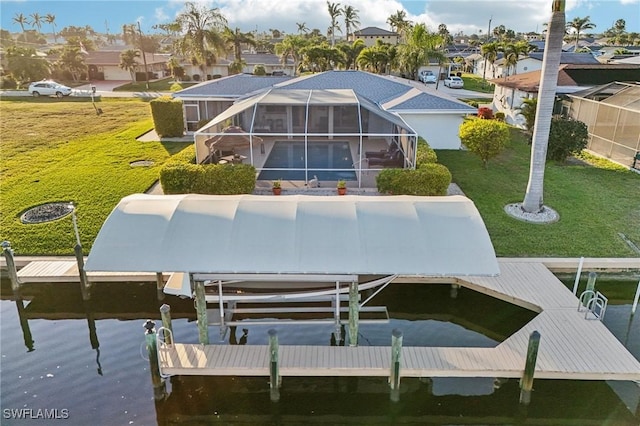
[1,279,638,425]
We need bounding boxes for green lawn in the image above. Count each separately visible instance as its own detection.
[436,129,640,257]
[460,73,495,94]
[0,98,190,255]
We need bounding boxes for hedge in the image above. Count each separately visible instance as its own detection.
[376,163,452,196]
[149,96,184,138]
[160,163,256,195]
[415,137,437,166]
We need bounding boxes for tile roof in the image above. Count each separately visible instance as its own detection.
[490,64,640,92]
[174,74,293,97]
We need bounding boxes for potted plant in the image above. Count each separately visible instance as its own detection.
[272,180,282,195]
[337,180,347,195]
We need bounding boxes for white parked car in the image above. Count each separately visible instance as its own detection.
[28,80,73,98]
[419,70,437,84]
[443,76,464,89]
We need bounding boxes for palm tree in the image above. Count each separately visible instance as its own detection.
[387,10,411,42]
[223,27,256,63]
[499,43,518,79]
[175,2,227,79]
[13,13,29,36]
[397,24,445,80]
[327,1,342,46]
[521,0,566,214]
[342,5,360,41]
[56,46,86,81]
[516,97,537,138]
[30,13,43,35]
[481,42,498,81]
[275,35,306,76]
[296,22,309,34]
[336,39,365,69]
[119,49,140,82]
[45,14,57,43]
[566,16,595,51]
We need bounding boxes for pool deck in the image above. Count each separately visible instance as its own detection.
[156,260,640,382]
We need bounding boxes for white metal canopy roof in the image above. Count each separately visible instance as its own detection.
[85,194,499,277]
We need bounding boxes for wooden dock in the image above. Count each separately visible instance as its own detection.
[157,261,640,382]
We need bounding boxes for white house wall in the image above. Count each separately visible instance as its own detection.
[492,85,530,128]
[397,114,466,149]
[103,66,133,81]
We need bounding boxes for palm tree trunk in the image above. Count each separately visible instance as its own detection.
[522,0,565,213]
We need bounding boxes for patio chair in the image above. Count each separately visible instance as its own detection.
[367,149,404,168]
[365,144,399,159]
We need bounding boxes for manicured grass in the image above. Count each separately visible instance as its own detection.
[0,98,191,255]
[460,73,495,94]
[113,78,197,92]
[436,129,640,257]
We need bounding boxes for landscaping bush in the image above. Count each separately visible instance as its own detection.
[169,82,183,92]
[459,118,509,168]
[0,75,17,89]
[495,111,505,121]
[477,107,494,119]
[149,96,184,138]
[160,163,256,195]
[415,137,438,166]
[547,116,589,162]
[192,74,201,81]
[182,75,191,82]
[376,164,451,196]
[253,65,267,76]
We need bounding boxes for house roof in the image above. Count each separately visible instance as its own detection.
[353,26,397,36]
[490,64,640,93]
[83,50,168,65]
[174,74,292,98]
[276,71,475,112]
[569,82,640,111]
[528,52,600,65]
[85,194,499,277]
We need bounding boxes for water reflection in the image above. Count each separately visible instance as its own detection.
[15,299,34,352]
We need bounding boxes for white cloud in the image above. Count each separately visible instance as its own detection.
[155,7,169,23]
[620,0,639,4]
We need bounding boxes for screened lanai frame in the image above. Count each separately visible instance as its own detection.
[194,89,418,187]
[568,83,640,167]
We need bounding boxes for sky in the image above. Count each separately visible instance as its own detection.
[1,0,639,38]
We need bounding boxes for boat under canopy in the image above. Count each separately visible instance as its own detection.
[85,193,499,279]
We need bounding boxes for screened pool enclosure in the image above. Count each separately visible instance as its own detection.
[194,89,418,187]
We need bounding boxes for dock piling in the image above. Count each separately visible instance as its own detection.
[348,281,359,347]
[389,328,403,402]
[585,271,597,293]
[519,330,541,405]
[74,243,91,301]
[194,280,209,345]
[450,284,459,299]
[156,273,165,301]
[143,320,166,401]
[268,329,280,402]
[631,278,639,315]
[1,241,21,299]
[159,304,173,346]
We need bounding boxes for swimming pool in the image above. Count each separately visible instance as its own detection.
[258,141,357,181]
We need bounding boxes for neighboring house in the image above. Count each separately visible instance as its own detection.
[179,53,295,82]
[567,82,639,168]
[83,50,169,81]
[483,52,599,80]
[490,64,640,127]
[173,74,293,131]
[349,27,399,47]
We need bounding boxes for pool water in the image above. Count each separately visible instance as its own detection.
[258,141,357,181]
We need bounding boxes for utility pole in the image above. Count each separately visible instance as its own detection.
[137,21,150,90]
[487,16,492,42]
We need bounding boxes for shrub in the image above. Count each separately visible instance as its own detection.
[459,118,509,168]
[376,164,451,196]
[160,163,256,194]
[149,96,184,138]
[495,111,505,121]
[169,82,183,92]
[415,137,438,167]
[477,107,494,119]
[253,65,267,76]
[192,74,201,81]
[547,117,589,162]
[0,75,17,89]
[182,74,191,82]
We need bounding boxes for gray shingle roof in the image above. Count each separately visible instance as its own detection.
[528,52,599,64]
[174,74,292,97]
[391,93,476,111]
[353,27,397,36]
